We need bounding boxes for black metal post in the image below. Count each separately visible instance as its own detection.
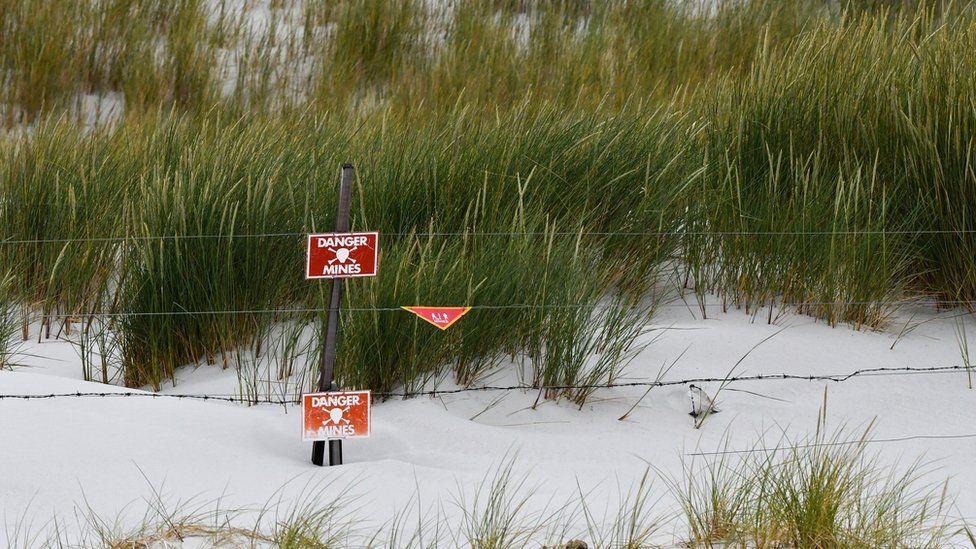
[312,163,354,467]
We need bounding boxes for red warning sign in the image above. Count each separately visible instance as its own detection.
[302,390,371,441]
[306,232,379,279]
[402,306,472,330]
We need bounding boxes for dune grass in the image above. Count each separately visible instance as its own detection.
[0,0,230,125]
[0,104,685,395]
[693,4,976,321]
[5,432,965,548]
[672,408,956,547]
[0,270,18,369]
[0,0,974,395]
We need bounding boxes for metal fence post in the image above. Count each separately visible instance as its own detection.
[312,163,354,467]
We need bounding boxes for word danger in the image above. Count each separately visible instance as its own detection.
[302,390,371,441]
[309,393,363,408]
[306,232,378,279]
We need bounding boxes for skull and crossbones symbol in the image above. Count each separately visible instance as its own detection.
[321,406,351,426]
[328,246,358,265]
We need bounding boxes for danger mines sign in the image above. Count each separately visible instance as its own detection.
[302,390,371,441]
[306,232,379,279]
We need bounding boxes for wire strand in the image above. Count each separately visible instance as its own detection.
[26,299,976,318]
[1,364,970,402]
[686,432,976,456]
[4,366,973,452]
[1,228,975,246]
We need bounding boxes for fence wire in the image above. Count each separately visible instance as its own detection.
[1,364,970,403]
[3,228,976,452]
[20,298,976,318]
[2,228,976,246]
[4,364,974,453]
[686,431,976,457]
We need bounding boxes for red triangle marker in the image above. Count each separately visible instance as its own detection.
[401,306,472,330]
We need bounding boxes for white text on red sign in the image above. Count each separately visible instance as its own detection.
[306,232,379,279]
[302,390,371,440]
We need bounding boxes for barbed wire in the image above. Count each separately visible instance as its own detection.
[1,228,975,246]
[0,391,280,404]
[5,364,975,453]
[0,364,970,403]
